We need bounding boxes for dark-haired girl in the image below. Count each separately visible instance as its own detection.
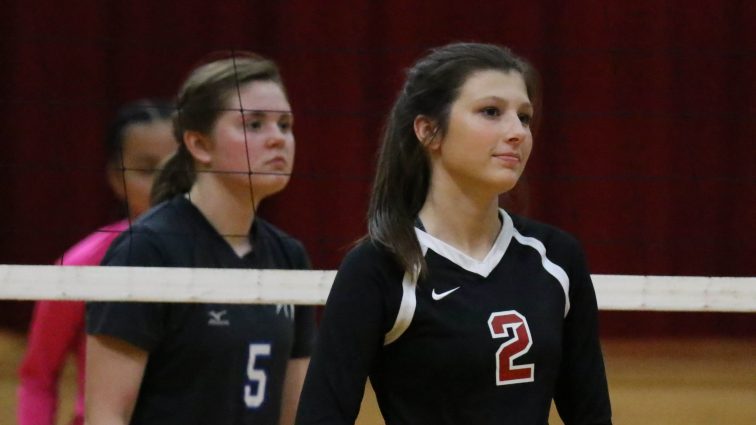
[296,43,611,425]
[19,99,175,425]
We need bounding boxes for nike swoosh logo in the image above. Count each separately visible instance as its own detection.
[431,286,460,301]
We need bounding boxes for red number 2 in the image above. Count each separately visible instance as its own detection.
[487,310,534,385]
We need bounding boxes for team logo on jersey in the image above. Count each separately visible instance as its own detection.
[208,310,230,326]
[431,286,460,301]
[275,304,294,320]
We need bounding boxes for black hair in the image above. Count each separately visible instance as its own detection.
[105,99,174,166]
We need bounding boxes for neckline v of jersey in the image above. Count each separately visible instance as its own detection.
[414,209,514,278]
[176,195,259,261]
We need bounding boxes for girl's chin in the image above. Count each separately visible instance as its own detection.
[249,176,290,195]
[488,174,521,194]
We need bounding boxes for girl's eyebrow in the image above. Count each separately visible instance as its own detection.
[239,110,294,119]
[234,110,294,122]
[222,108,293,114]
[477,96,533,111]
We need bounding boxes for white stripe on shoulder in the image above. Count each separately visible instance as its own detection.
[512,229,571,317]
[384,270,418,345]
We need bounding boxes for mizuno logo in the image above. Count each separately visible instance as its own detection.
[276,304,295,320]
[208,310,230,326]
[431,286,460,301]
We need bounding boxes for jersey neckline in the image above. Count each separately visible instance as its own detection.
[414,208,514,278]
[175,194,260,261]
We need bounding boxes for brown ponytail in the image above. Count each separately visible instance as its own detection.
[150,144,196,205]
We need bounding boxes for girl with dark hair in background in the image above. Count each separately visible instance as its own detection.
[296,43,611,424]
[18,99,175,425]
[85,52,315,425]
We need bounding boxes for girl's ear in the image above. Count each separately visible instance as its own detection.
[183,131,213,166]
[413,115,441,150]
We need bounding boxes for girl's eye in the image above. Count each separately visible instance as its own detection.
[278,121,292,132]
[518,113,532,126]
[481,107,500,118]
[139,168,156,177]
[246,121,263,130]
[126,163,156,177]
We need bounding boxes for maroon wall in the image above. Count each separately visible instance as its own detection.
[1,1,754,334]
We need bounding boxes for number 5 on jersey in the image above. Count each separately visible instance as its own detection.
[245,343,271,408]
[488,311,534,385]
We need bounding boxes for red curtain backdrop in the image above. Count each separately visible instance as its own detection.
[1,0,754,334]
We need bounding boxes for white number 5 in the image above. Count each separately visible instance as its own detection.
[244,343,271,408]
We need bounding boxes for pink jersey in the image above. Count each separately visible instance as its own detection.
[18,220,128,425]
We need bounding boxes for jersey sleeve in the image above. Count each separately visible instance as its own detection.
[18,300,85,425]
[19,222,124,425]
[85,228,170,352]
[295,243,398,425]
[553,239,612,425]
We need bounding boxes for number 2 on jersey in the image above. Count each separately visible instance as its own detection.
[487,310,534,385]
[244,343,271,408]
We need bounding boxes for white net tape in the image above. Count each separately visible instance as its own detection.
[0,265,754,312]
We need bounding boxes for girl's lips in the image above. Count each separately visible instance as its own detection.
[265,156,288,167]
[493,153,521,164]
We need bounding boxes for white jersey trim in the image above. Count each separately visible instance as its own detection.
[511,230,571,317]
[383,210,570,344]
[384,270,418,345]
[414,210,514,278]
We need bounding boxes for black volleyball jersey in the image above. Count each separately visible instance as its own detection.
[87,195,316,425]
[296,210,611,425]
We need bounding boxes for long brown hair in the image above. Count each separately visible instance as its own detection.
[151,51,285,204]
[368,42,541,278]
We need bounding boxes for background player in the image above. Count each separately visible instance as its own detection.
[85,52,316,425]
[17,99,175,425]
[296,42,612,424]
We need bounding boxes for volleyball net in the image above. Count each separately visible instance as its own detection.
[0,265,754,312]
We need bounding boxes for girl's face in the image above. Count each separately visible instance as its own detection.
[110,120,176,219]
[430,70,533,198]
[209,80,294,202]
